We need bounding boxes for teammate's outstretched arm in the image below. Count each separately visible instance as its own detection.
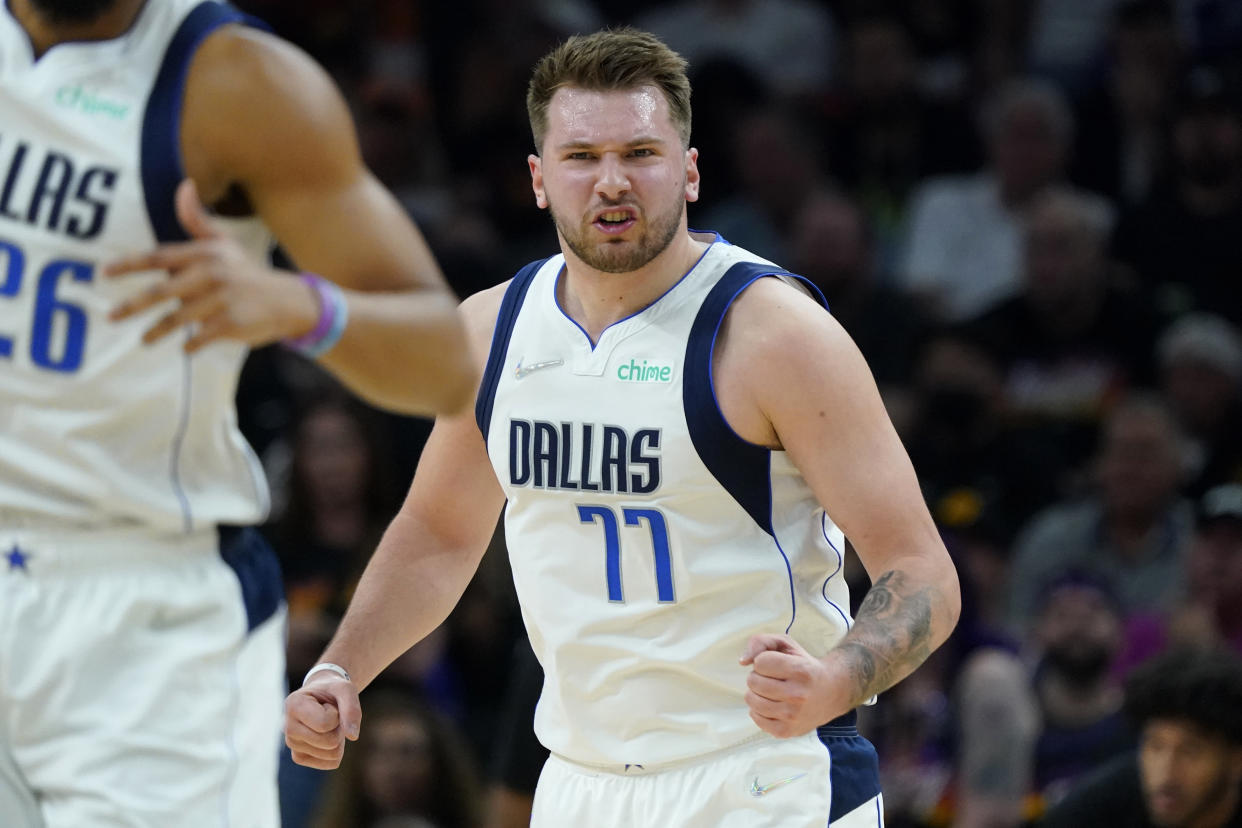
[107,26,474,416]
[284,284,509,769]
[720,279,962,738]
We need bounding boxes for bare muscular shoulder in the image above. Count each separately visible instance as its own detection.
[179,24,361,208]
[712,275,864,450]
[459,282,512,376]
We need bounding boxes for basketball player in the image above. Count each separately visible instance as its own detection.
[286,28,961,828]
[0,0,474,825]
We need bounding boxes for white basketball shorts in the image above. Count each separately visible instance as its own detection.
[0,523,286,827]
[530,714,884,827]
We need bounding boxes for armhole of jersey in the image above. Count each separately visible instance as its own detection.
[141,1,268,243]
[683,262,830,536]
[475,258,549,440]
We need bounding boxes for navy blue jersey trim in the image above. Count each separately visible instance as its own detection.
[682,263,829,535]
[475,259,548,439]
[218,526,284,632]
[817,717,882,822]
[141,1,267,243]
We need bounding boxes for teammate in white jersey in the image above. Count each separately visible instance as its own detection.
[285,28,961,828]
[0,0,474,825]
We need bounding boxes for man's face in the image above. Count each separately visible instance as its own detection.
[1097,409,1181,518]
[990,102,1067,198]
[1023,202,1102,310]
[529,85,699,274]
[1187,521,1242,604]
[28,0,117,24]
[791,197,868,293]
[1036,584,1122,682]
[1174,109,1242,188]
[1141,720,1242,827]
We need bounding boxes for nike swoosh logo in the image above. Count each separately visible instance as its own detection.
[750,772,808,797]
[514,358,564,379]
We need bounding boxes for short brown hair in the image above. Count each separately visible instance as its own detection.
[527,27,692,153]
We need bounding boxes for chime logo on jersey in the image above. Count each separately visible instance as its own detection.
[617,358,674,383]
[54,85,133,120]
[508,419,662,494]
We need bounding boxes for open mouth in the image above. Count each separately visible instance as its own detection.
[593,209,637,235]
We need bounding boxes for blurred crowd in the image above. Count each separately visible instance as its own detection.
[226,1,1242,826]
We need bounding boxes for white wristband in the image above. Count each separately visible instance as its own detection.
[303,662,351,686]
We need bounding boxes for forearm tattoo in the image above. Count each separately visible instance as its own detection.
[834,570,935,707]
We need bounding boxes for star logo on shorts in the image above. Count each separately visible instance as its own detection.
[750,771,808,797]
[5,545,30,572]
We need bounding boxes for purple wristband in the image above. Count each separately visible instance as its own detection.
[284,273,336,349]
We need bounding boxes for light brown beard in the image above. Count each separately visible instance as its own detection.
[548,184,685,274]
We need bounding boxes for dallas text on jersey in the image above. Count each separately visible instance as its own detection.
[508,419,662,494]
[0,134,118,241]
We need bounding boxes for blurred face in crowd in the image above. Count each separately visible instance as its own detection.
[731,111,819,213]
[1023,198,1104,312]
[1112,13,1180,122]
[298,405,371,508]
[1097,405,1183,520]
[1036,583,1122,683]
[915,336,1004,440]
[1140,719,1242,828]
[791,195,870,295]
[1162,356,1240,436]
[362,712,435,815]
[1175,108,1242,188]
[847,19,916,106]
[529,85,699,274]
[1187,520,1242,607]
[991,102,1067,200]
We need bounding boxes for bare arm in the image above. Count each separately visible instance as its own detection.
[721,278,960,733]
[283,284,508,768]
[175,27,472,414]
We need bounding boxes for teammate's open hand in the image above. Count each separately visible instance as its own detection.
[284,676,362,770]
[105,178,317,352]
[739,633,845,739]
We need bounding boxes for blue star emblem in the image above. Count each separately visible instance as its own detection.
[5,545,29,572]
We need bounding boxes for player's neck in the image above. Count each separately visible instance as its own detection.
[558,229,711,345]
[10,0,147,58]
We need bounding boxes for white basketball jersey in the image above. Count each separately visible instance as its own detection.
[0,1,272,531]
[477,237,854,767]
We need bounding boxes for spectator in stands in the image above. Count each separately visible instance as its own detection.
[270,394,400,634]
[1120,484,1242,672]
[312,689,483,828]
[1029,572,1135,803]
[1042,646,1242,828]
[964,185,1155,467]
[789,191,931,389]
[635,0,837,98]
[698,106,829,261]
[899,79,1077,321]
[1026,0,1130,94]
[908,333,1066,546]
[1158,315,1242,496]
[1007,395,1194,630]
[954,570,1134,826]
[1073,0,1184,205]
[824,11,979,266]
[1112,64,1242,324]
